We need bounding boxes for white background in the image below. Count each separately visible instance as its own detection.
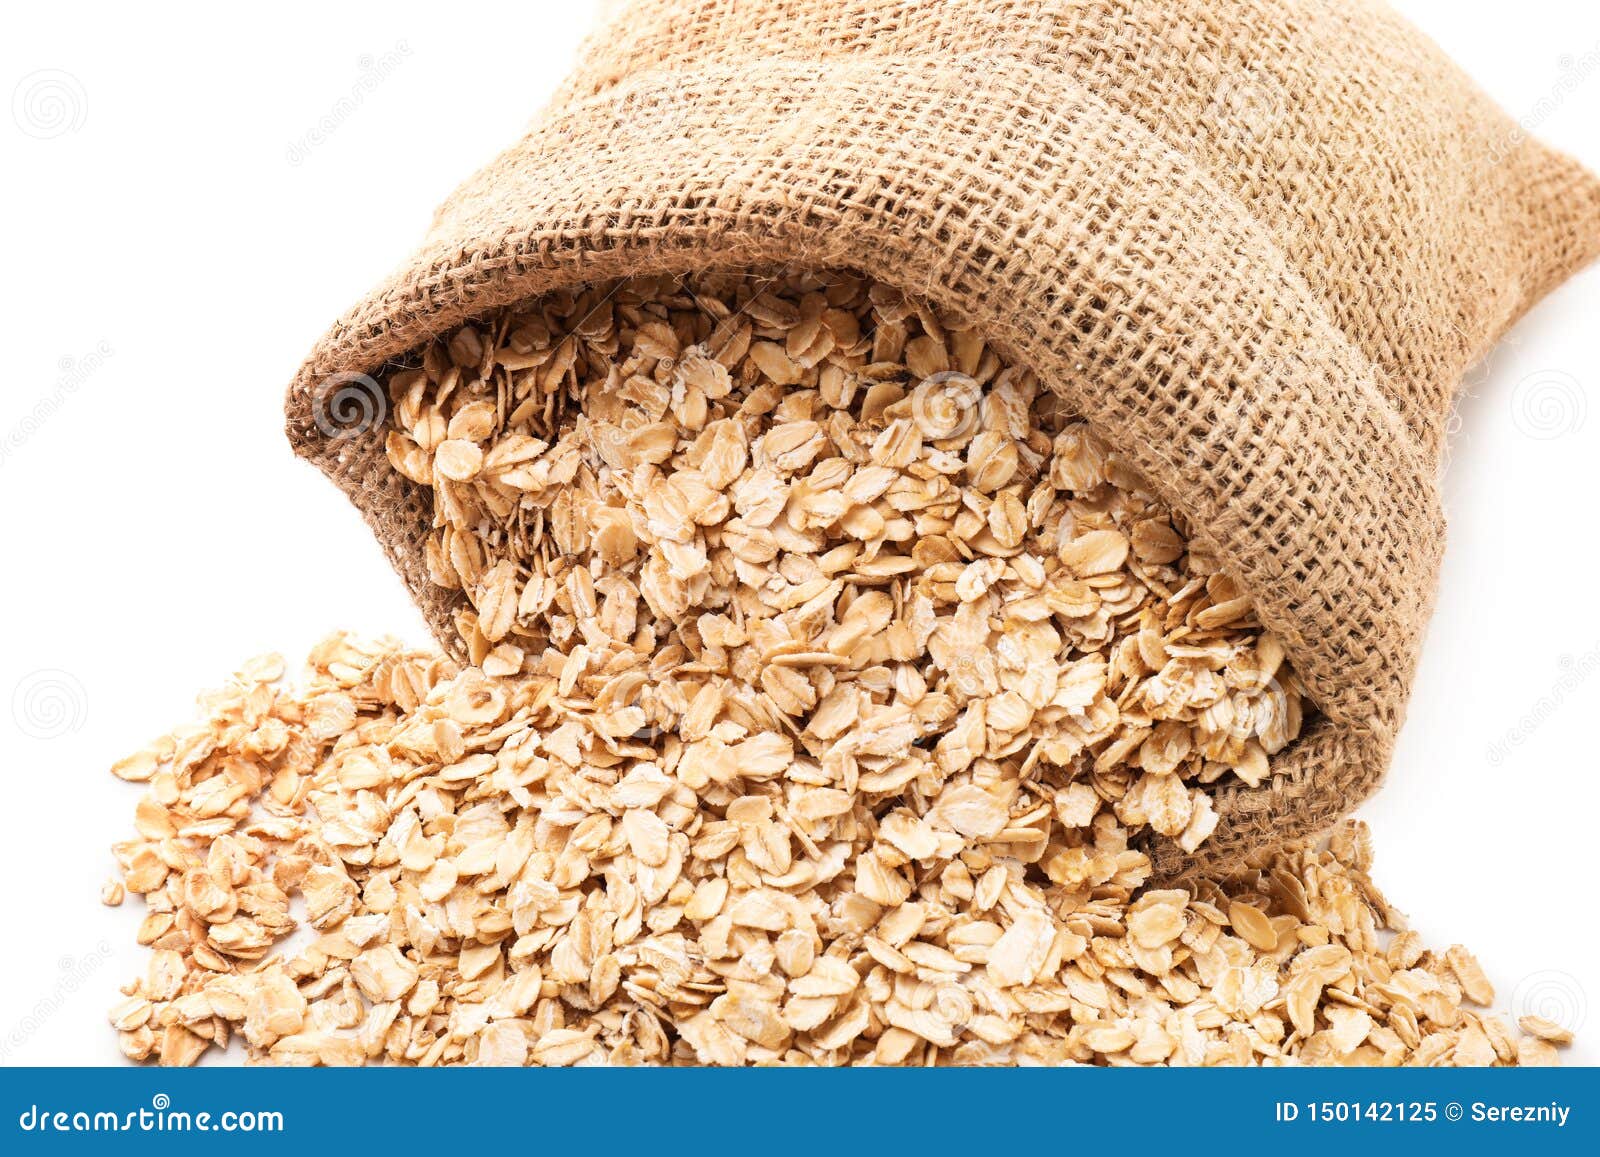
[0,0,1596,1065]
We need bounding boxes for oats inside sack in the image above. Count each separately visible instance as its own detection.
[385,268,1307,855]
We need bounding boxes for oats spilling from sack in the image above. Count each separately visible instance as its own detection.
[107,634,1569,1067]
[384,269,1306,855]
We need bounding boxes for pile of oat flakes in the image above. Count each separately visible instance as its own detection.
[105,635,1569,1067]
[105,270,1571,1065]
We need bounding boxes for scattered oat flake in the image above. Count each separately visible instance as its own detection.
[1518,1015,1573,1045]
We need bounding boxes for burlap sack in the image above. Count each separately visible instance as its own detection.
[284,0,1600,875]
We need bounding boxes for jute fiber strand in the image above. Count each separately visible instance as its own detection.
[284,0,1600,876]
